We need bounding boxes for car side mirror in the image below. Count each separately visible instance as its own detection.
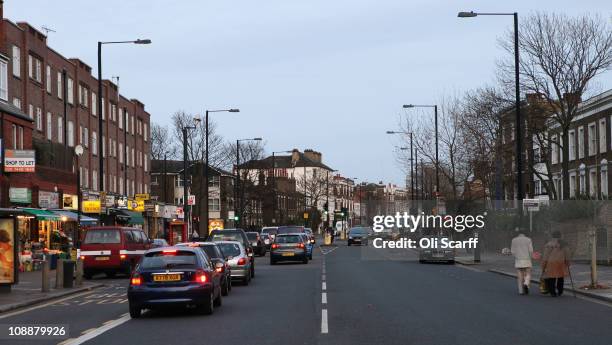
[226,256,233,261]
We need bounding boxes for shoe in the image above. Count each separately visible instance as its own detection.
[523,285,529,295]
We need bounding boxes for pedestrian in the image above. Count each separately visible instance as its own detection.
[542,231,570,297]
[510,228,533,295]
[329,225,335,244]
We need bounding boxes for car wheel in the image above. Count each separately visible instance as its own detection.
[129,304,141,318]
[221,278,229,296]
[200,293,214,315]
[214,289,222,307]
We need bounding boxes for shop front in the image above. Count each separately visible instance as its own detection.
[0,208,21,292]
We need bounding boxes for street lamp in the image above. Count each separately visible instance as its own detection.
[182,119,199,238]
[203,109,240,230]
[387,131,415,203]
[403,104,439,194]
[97,38,151,192]
[458,10,523,202]
[74,145,84,248]
[236,137,262,227]
[271,150,292,225]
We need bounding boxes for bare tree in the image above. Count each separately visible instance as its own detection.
[498,12,612,199]
[171,111,226,168]
[150,122,178,161]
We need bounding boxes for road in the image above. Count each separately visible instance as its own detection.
[1,242,611,345]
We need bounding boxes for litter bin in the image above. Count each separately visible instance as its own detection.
[49,254,58,270]
[63,260,75,288]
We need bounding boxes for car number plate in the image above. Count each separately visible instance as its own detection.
[432,253,444,258]
[282,252,295,257]
[153,274,181,282]
[95,256,110,261]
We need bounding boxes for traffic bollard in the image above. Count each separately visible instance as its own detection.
[55,259,64,289]
[75,260,83,286]
[41,260,51,292]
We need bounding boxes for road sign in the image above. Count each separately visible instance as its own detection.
[228,211,235,220]
[523,198,540,212]
[187,195,196,206]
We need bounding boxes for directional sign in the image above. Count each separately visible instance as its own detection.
[523,198,540,212]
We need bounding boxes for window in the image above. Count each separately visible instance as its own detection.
[79,85,88,107]
[569,130,575,161]
[131,148,135,167]
[208,175,220,187]
[144,156,148,172]
[600,118,607,153]
[588,122,596,156]
[125,145,129,165]
[101,97,105,120]
[601,162,608,198]
[12,97,21,109]
[11,124,16,149]
[119,177,124,195]
[84,127,89,147]
[28,55,42,82]
[208,198,221,212]
[57,71,62,99]
[18,126,23,149]
[79,125,83,144]
[131,116,135,135]
[46,112,52,140]
[125,112,129,132]
[119,143,123,163]
[144,123,148,141]
[68,121,74,147]
[0,58,7,101]
[578,127,585,159]
[84,168,89,188]
[67,77,74,104]
[91,92,97,116]
[46,65,51,93]
[111,104,116,122]
[590,169,597,197]
[119,109,123,129]
[36,108,42,131]
[579,168,586,196]
[28,104,33,118]
[551,135,558,164]
[569,173,576,198]
[102,137,106,157]
[12,46,20,77]
[57,117,63,143]
[534,179,542,195]
[92,132,97,155]
[92,170,98,191]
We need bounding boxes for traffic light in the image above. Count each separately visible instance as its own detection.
[234,215,239,221]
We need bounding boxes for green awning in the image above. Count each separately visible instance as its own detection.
[21,208,62,221]
[119,210,144,225]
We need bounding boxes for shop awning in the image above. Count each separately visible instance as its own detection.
[20,208,62,220]
[117,210,144,225]
[51,210,99,225]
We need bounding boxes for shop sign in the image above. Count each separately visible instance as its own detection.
[135,193,150,201]
[9,188,31,204]
[0,218,16,284]
[63,194,77,209]
[39,191,59,209]
[128,199,145,212]
[104,195,116,208]
[208,219,224,232]
[116,196,128,209]
[176,207,184,219]
[82,200,101,214]
[188,195,196,205]
[4,150,35,173]
[161,205,177,219]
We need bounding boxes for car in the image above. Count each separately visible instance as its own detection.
[246,231,266,256]
[348,227,369,246]
[260,233,272,250]
[261,226,278,241]
[127,246,223,318]
[299,233,314,260]
[304,228,316,244]
[176,242,232,296]
[215,241,252,285]
[277,225,306,235]
[208,228,255,278]
[80,226,152,279]
[270,233,309,265]
[151,238,169,248]
[418,235,455,264]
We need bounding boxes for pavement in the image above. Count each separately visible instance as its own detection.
[0,269,104,313]
[0,243,610,344]
[455,252,612,302]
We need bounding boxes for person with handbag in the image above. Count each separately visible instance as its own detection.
[510,228,533,295]
[542,230,570,297]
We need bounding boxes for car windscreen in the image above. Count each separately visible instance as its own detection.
[262,228,278,235]
[210,232,242,242]
[217,243,241,257]
[349,228,367,235]
[140,251,197,269]
[275,235,302,243]
[246,233,258,240]
[277,227,304,235]
[84,229,121,244]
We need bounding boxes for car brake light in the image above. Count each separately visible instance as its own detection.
[162,249,177,255]
[297,243,305,249]
[195,269,208,283]
[130,274,142,286]
[237,257,247,265]
[271,244,280,249]
[79,255,85,260]
[120,254,127,260]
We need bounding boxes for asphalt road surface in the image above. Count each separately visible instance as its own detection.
[1,242,611,345]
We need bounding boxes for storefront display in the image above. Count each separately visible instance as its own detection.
[0,218,16,284]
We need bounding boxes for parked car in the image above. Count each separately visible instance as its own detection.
[208,229,255,278]
[347,227,369,246]
[176,242,231,296]
[270,234,308,265]
[80,226,152,279]
[151,238,169,248]
[215,241,252,285]
[261,226,278,241]
[299,233,314,260]
[260,233,272,251]
[127,246,223,318]
[246,232,266,256]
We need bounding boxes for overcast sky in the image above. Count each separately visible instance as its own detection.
[7,0,612,186]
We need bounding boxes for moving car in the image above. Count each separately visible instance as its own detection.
[270,234,308,265]
[418,234,455,264]
[261,226,278,241]
[81,226,152,279]
[215,241,252,285]
[151,238,169,248]
[127,246,223,318]
[299,233,314,260]
[176,242,231,296]
[208,228,255,278]
[246,231,266,256]
[304,228,316,244]
[260,233,272,251]
[277,225,306,235]
[348,227,369,246]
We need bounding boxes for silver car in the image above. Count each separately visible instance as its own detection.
[418,236,455,264]
[215,241,253,285]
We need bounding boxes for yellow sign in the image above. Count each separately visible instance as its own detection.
[208,219,224,233]
[303,212,309,219]
[82,200,101,214]
[135,193,150,201]
[128,199,145,212]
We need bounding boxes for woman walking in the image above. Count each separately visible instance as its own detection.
[542,231,571,297]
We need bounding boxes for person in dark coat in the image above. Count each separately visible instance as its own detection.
[542,231,571,297]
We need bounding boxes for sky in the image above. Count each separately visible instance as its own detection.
[7,0,612,186]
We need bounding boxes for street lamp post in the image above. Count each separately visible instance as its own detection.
[182,119,199,238]
[74,145,83,248]
[403,104,439,193]
[97,39,151,192]
[203,109,239,231]
[458,10,523,203]
[236,138,262,227]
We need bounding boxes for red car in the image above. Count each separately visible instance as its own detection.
[80,227,152,279]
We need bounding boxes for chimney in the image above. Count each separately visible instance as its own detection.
[303,149,322,163]
[291,149,300,165]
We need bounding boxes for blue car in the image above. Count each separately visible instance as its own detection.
[300,233,314,260]
[127,246,224,318]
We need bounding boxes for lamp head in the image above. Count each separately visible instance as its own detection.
[228,109,240,113]
[457,11,477,18]
[402,104,414,108]
[135,39,152,44]
[386,131,395,134]
[253,137,263,141]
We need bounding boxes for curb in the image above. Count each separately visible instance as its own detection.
[0,283,104,314]
[455,259,480,266]
[488,269,612,304]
